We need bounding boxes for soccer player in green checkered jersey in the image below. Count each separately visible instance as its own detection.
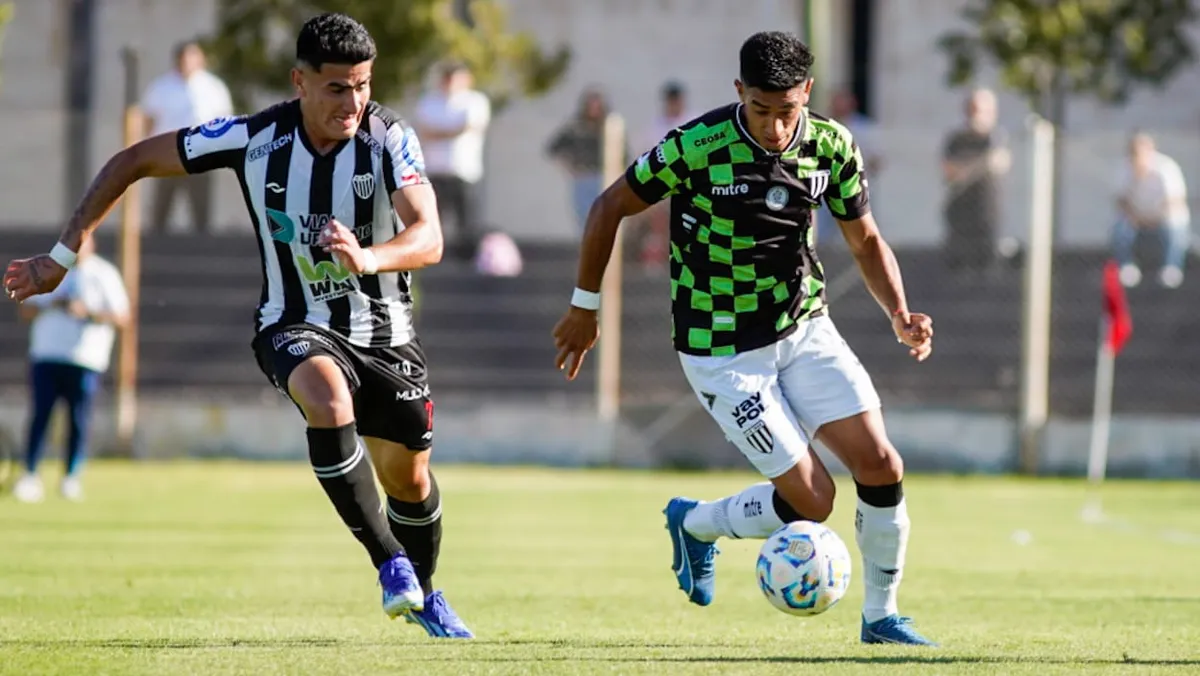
[553,32,937,646]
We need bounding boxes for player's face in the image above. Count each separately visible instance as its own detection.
[735,80,812,152]
[293,61,373,143]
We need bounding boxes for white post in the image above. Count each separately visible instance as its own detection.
[1083,319,1116,519]
[596,113,625,423]
[1017,116,1056,474]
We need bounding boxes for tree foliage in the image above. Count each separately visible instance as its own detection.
[0,2,12,92]
[204,0,571,111]
[939,0,1197,113]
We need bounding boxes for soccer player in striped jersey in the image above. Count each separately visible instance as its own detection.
[4,13,470,638]
[553,32,937,646]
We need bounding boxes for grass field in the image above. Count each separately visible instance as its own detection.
[1,462,1199,675]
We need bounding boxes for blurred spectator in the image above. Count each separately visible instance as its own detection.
[414,62,492,261]
[547,88,616,232]
[1112,132,1190,289]
[637,81,693,268]
[941,88,1010,277]
[12,239,129,503]
[818,89,884,247]
[474,231,524,278]
[141,41,234,235]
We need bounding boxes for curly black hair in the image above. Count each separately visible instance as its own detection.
[739,31,814,92]
[296,13,377,71]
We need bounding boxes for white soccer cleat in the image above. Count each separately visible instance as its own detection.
[60,476,84,502]
[13,475,44,503]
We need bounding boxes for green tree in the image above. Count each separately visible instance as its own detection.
[205,0,570,111]
[939,0,1197,121]
[0,2,12,91]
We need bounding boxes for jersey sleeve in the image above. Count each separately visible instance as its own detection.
[382,122,430,194]
[825,128,871,220]
[624,128,690,205]
[175,115,251,174]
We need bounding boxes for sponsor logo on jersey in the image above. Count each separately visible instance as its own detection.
[712,183,749,196]
[356,128,384,156]
[248,133,293,162]
[296,255,355,303]
[693,130,728,147]
[265,209,371,246]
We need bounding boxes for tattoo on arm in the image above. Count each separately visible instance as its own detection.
[63,159,130,250]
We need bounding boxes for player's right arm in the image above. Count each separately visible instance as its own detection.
[553,130,688,380]
[3,133,185,301]
[5,116,250,301]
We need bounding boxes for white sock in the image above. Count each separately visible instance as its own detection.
[855,496,910,623]
[683,482,788,542]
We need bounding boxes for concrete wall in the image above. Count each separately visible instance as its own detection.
[2,397,1198,478]
[1,0,1197,244]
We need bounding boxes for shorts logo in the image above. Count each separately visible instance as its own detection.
[765,186,790,211]
[287,341,310,357]
[731,392,765,428]
[272,329,333,352]
[198,116,236,139]
[352,173,375,200]
[744,421,774,454]
[396,384,431,401]
[701,392,716,410]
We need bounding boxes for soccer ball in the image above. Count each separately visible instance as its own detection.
[756,521,853,616]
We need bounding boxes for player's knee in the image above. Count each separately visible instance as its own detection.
[772,472,836,523]
[288,370,354,428]
[848,442,904,486]
[375,450,430,501]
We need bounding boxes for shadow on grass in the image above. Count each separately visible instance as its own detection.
[1,638,1197,667]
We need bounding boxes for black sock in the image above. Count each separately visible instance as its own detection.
[855,480,904,508]
[308,424,403,569]
[386,471,442,596]
[771,489,810,523]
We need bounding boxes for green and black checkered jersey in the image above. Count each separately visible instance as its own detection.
[625,103,870,356]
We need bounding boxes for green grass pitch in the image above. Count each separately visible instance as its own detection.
[2,462,1199,675]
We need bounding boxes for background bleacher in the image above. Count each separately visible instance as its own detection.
[1,230,1192,417]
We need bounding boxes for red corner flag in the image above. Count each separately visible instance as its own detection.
[1102,260,1133,354]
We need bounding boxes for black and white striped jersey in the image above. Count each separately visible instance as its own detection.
[175,100,428,348]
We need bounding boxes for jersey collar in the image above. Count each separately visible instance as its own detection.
[734,103,807,157]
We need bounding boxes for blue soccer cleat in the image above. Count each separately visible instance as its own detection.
[405,590,474,638]
[861,615,939,646]
[663,497,719,606]
[379,552,424,618]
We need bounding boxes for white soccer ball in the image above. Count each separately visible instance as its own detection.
[756,521,853,616]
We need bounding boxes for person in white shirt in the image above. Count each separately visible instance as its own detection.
[1113,132,1191,289]
[140,41,234,234]
[12,238,129,502]
[413,62,491,260]
[636,81,693,269]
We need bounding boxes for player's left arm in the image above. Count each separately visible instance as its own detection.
[828,133,932,361]
[321,121,443,273]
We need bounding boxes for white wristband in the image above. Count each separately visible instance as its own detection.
[48,242,78,269]
[360,248,379,275]
[570,287,601,310]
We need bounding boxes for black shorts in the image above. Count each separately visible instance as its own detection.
[252,324,434,450]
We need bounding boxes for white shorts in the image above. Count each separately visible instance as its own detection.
[679,315,881,479]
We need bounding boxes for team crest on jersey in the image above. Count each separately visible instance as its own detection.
[807,170,831,198]
[765,186,790,211]
[352,173,376,200]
